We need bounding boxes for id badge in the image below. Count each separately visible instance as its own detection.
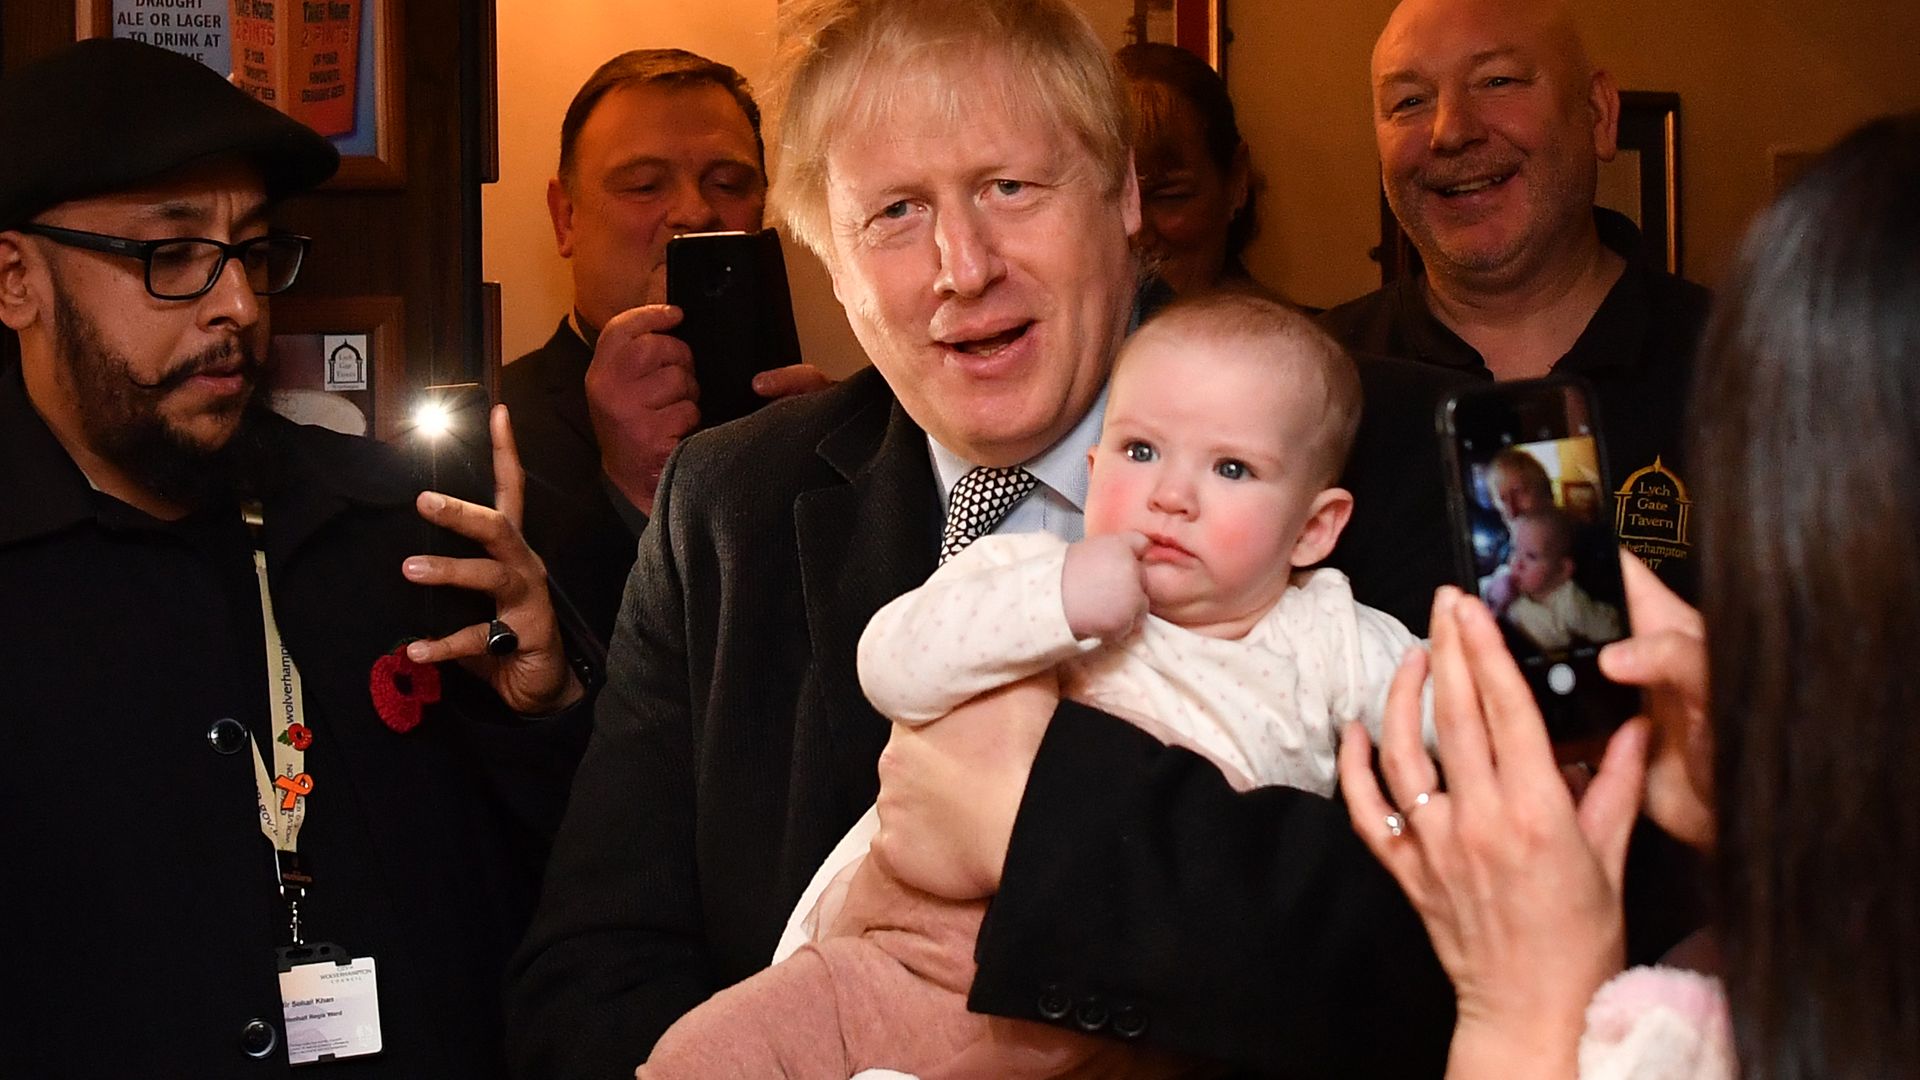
[276,943,383,1065]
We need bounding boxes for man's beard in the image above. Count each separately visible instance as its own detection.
[51,285,271,510]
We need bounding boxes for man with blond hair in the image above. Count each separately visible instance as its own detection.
[508,2,1453,1075]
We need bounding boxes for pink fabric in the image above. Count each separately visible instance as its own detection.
[1579,966,1735,1080]
[640,853,1206,1079]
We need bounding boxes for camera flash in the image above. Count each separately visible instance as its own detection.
[413,399,453,440]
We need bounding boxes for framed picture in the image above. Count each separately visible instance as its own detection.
[1606,91,1682,275]
[266,295,406,440]
[82,0,405,188]
[1375,90,1684,282]
[1126,0,1228,73]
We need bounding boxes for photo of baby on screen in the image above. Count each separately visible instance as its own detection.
[1467,440,1625,656]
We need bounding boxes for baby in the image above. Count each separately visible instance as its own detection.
[640,293,1428,1079]
[1498,508,1623,651]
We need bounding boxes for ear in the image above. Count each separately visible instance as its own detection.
[1557,555,1577,581]
[1119,149,1143,239]
[0,232,45,333]
[1290,487,1355,567]
[1226,141,1252,216]
[1588,69,1621,164]
[546,176,576,258]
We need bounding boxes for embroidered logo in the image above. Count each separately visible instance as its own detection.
[1613,456,1693,569]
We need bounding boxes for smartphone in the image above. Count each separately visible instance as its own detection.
[400,381,497,638]
[1437,377,1638,747]
[665,228,805,429]
[406,381,494,507]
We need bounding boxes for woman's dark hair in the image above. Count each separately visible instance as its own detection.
[1695,110,1920,1080]
[1117,42,1260,269]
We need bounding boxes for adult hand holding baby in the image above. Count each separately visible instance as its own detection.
[873,673,1061,900]
[1061,531,1150,639]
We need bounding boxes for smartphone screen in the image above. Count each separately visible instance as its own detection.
[665,229,805,429]
[1439,378,1638,746]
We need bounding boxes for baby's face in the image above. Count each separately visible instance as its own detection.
[1507,519,1572,598]
[1085,331,1331,636]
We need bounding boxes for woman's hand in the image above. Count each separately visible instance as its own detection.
[1598,552,1714,851]
[1337,587,1649,1078]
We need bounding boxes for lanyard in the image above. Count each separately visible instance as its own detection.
[243,504,316,944]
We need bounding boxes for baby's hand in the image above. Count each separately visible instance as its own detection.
[1062,532,1150,640]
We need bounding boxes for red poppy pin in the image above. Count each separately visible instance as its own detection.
[279,723,314,751]
[370,642,442,734]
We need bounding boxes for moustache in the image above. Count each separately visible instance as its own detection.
[126,340,265,392]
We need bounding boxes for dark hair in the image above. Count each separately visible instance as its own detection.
[558,49,764,189]
[1116,42,1260,267]
[1695,110,1920,1080]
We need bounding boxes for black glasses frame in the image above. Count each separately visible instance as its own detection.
[16,223,312,301]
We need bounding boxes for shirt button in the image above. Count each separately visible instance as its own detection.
[239,1017,278,1058]
[1036,984,1072,1021]
[207,718,250,755]
[1073,995,1109,1032]
[1112,1004,1149,1039]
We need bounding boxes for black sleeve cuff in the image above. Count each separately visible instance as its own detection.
[970,700,1454,1075]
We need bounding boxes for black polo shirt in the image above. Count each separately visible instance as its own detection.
[1320,209,1710,600]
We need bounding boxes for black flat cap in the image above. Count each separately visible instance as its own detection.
[0,38,340,229]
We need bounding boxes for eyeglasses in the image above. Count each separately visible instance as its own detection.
[17,223,310,301]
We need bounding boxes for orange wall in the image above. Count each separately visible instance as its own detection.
[484,1,1920,366]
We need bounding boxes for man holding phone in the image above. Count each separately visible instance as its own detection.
[1320,0,1710,599]
[503,49,829,645]
[0,39,587,1074]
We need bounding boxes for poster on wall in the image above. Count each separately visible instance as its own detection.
[95,0,403,186]
[109,0,228,70]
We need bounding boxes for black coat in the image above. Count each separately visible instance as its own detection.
[0,368,589,1078]
[508,356,1469,1078]
[501,319,642,651]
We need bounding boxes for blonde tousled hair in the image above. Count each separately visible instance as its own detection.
[765,0,1132,259]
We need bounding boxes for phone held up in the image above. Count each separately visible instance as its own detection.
[1438,376,1638,749]
[665,228,806,429]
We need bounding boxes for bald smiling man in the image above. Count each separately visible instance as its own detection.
[1323,0,1709,601]
[1323,0,1710,976]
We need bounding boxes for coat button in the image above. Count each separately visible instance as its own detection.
[207,718,250,755]
[1073,995,1109,1032]
[239,1017,278,1058]
[1036,984,1072,1021]
[1112,1004,1149,1039]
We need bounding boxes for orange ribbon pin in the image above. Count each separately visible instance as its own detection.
[273,772,315,810]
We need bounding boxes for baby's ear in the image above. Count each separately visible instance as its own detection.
[1290,487,1355,567]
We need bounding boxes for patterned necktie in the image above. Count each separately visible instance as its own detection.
[939,466,1039,564]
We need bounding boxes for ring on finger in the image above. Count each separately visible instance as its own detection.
[1385,792,1433,838]
[485,618,520,657]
